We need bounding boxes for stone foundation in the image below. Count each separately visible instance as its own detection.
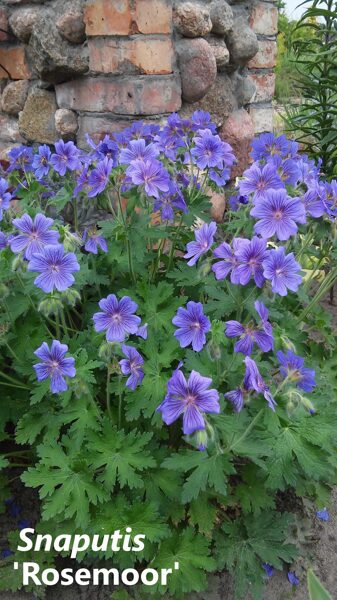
[0,0,277,166]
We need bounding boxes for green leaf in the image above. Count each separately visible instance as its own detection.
[151,528,216,598]
[30,379,50,405]
[162,449,234,503]
[21,436,108,528]
[87,420,156,490]
[307,569,332,600]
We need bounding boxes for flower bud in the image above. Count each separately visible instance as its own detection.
[0,283,9,299]
[62,226,82,252]
[11,255,26,273]
[197,258,212,279]
[195,429,208,452]
[38,297,63,317]
[279,335,296,353]
[207,340,221,361]
[98,341,119,362]
[61,288,81,307]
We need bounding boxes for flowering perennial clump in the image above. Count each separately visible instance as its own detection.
[0,117,336,599]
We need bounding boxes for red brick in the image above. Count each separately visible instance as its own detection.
[56,75,181,115]
[134,0,172,34]
[220,109,254,178]
[250,2,278,36]
[77,115,131,148]
[0,46,30,79]
[88,37,174,75]
[0,9,8,41]
[248,40,277,69]
[248,71,275,102]
[84,0,132,36]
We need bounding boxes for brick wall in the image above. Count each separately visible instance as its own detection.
[0,0,278,157]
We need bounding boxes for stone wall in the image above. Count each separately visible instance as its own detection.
[0,0,278,162]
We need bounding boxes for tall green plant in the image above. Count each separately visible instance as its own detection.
[283,0,337,178]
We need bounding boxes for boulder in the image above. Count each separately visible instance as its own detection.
[208,36,230,69]
[56,9,86,44]
[55,108,78,140]
[220,109,254,178]
[9,7,39,42]
[209,190,226,222]
[210,0,234,35]
[173,2,212,38]
[176,38,217,102]
[232,72,256,105]
[2,80,29,115]
[28,15,88,83]
[226,17,258,65]
[18,88,57,143]
[181,73,238,126]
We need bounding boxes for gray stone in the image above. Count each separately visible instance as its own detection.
[0,114,24,142]
[232,72,256,105]
[55,108,78,140]
[18,88,57,143]
[225,16,258,65]
[28,15,89,84]
[56,9,86,44]
[207,36,230,69]
[210,0,234,34]
[176,38,217,102]
[173,2,212,38]
[9,8,39,42]
[1,79,29,115]
[180,73,238,126]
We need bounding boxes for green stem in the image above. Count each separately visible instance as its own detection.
[0,370,30,389]
[106,370,112,420]
[0,381,30,391]
[118,376,123,429]
[73,197,79,232]
[55,312,61,339]
[225,409,263,453]
[116,187,136,284]
[15,273,53,337]
[167,216,183,271]
[296,266,337,323]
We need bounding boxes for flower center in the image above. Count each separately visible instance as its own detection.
[273,210,283,220]
[275,268,284,276]
[191,321,201,330]
[112,312,122,323]
[185,393,196,405]
[51,264,60,273]
[51,361,59,370]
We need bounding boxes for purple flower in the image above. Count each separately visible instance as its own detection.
[173,301,211,352]
[234,236,269,288]
[262,563,274,577]
[322,180,337,218]
[126,159,170,199]
[184,221,217,267]
[212,241,241,283]
[119,345,144,390]
[88,157,113,197]
[251,133,290,161]
[287,572,299,586]
[316,508,329,521]
[86,134,118,163]
[1,549,14,559]
[157,368,220,435]
[33,340,76,394]
[0,178,12,221]
[191,110,217,134]
[229,194,249,212]
[270,155,301,186]
[191,129,235,170]
[50,140,81,176]
[209,168,231,187]
[119,139,159,165]
[18,519,31,530]
[263,247,302,296]
[225,301,273,356]
[250,190,306,241]
[28,244,80,293]
[224,388,244,412]
[32,145,51,180]
[239,163,284,202]
[10,213,59,260]
[136,323,148,339]
[0,231,7,250]
[244,357,277,411]
[74,167,90,196]
[154,132,184,161]
[83,229,108,254]
[7,146,34,173]
[153,182,188,222]
[276,350,316,393]
[93,294,141,342]
[302,187,325,218]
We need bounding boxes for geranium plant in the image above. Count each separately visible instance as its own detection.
[0,114,336,599]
